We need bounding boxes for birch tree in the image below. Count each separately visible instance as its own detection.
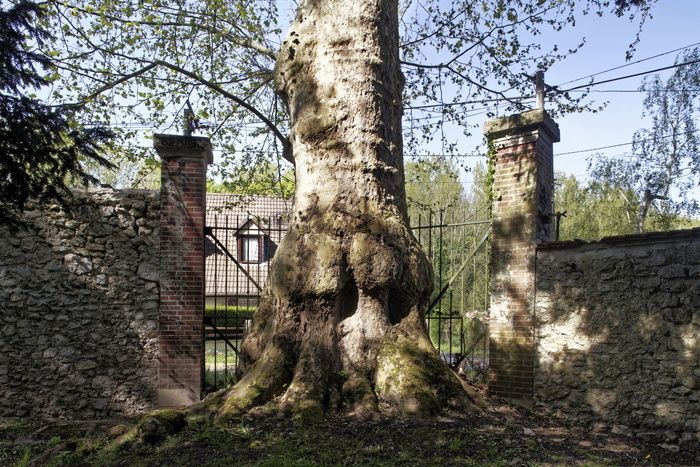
[589,47,700,233]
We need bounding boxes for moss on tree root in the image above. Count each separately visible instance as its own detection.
[121,335,482,450]
[375,335,480,416]
[200,333,481,423]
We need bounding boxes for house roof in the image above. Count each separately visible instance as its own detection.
[205,194,292,298]
[206,194,292,229]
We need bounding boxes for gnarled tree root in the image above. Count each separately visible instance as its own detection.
[118,333,483,452]
[195,332,483,424]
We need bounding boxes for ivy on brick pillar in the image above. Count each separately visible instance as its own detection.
[484,109,559,402]
[154,134,213,407]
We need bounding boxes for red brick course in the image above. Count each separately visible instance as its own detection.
[485,110,559,402]
[154,135,212,406]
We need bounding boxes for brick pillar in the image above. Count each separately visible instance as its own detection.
[155,134,212,407]
[484,109,559,402]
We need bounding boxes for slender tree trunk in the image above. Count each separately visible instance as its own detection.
[208,0,477,420]
[636,189,653,233]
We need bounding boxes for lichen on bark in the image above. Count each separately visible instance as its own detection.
[209,0,480,419]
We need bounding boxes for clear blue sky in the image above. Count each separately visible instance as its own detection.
[512,0,699,181]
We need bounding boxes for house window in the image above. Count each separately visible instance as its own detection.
[239,236,260,263]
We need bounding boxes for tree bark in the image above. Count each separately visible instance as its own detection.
[209,0,478,421]
[636,189,652,233]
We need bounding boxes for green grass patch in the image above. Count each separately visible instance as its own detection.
[205,353,238,366]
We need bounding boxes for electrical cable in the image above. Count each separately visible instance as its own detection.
[555,128,700,157]
[406,96,532,110]
[557,41,700,86]
[569,88,700,93]
[556,58,700,93]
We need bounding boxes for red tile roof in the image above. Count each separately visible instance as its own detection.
[205,194,292,298]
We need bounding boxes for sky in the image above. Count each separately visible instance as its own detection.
[506,1,700,182]
[98,0,698,197]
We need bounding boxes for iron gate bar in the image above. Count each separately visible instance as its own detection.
[203,316,240,356]
[412,219,491,229]
[462,325,487,380]
[427,226,492,314]
[204,226,263,292]
[462,328,486,361]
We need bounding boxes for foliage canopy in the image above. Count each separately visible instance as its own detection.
[36,0,654,187]
[0,1,113,227]
[554,172,699,241]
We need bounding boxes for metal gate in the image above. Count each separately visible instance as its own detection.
[203,200,490,391]
[203,205,288,393]
[413,208,491,383]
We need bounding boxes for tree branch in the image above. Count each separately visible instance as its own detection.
[50,0,278,60]
[83,62,292,163]
[151,60,291,163]
[401,59,522,108]
[77,63,159,102]
[51,7,291,163]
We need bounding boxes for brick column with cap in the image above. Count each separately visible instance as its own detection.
[484,109,559,402]
[155,134,212,407]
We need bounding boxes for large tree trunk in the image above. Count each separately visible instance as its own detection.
[211,0,477,420]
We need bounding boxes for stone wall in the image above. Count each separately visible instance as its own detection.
[535,228,700,449]
[0,189,161,418]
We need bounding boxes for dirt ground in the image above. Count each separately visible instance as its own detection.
[2,396,698,466]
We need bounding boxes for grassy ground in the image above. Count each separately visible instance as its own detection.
[2,397,697,467]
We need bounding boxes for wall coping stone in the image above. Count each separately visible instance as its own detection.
[154,134,213,164]
[483,109,560,143]
[80,187,158,195]
[538,227,700,252]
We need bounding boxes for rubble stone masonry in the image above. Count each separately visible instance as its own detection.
[0,134,212,418]
[0,189,161,418]
[535,229,700,449]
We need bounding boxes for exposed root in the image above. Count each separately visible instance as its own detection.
[342,370,380,418]
[214,341,295,422]
[375,334,480,416]
[187,321,483,426]
[125,332,482,449]
[108,409,187,452]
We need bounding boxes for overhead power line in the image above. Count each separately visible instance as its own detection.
[569,88,700,93]
[406,96,532,110]
[556,141,635,156]
[386,55,700,109]
[558,40,700,86]
[555,128,700,157]
[557,58,700,93]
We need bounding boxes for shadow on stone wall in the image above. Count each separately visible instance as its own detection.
[0,189,161,419]
[534,229,700,450]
